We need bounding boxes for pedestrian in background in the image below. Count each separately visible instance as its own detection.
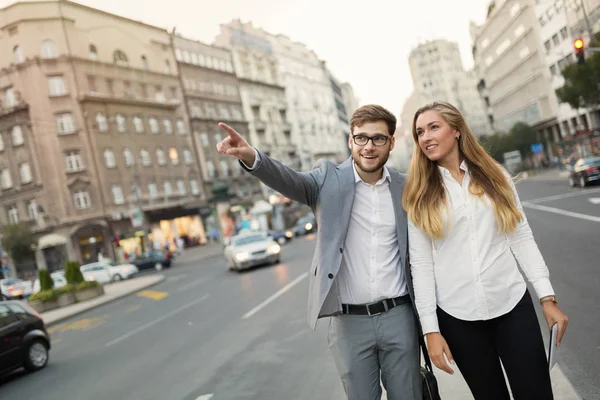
[216,104,422,400]
[403,101,568,400]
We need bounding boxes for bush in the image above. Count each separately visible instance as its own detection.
[29,289,60,303]
[38,269,54,291]
[65,260,84,285]
[75,280,100,291]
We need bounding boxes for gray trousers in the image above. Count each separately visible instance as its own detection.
[327,302,422,400]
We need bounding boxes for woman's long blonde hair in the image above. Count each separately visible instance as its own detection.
[402,101,522,240]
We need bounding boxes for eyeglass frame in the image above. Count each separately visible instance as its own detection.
[351,134,391,147]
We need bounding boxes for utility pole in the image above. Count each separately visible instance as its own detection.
[126,131,151,254]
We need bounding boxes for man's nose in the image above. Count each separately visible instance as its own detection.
[364,139,376,150]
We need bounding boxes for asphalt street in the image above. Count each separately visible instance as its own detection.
[0,178,598,400]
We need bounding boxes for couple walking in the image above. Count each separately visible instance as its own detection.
[216,102,568,400]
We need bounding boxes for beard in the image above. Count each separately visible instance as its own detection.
[353,151,390,173]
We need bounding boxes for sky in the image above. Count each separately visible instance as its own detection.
[1,0,490,116]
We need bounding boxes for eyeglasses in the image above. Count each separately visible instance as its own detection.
[352,134,390,147]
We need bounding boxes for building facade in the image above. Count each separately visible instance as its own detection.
[0,1,206,275]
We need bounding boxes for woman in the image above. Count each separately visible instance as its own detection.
[402,101,568,400]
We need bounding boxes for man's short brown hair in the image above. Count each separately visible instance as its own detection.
[350,104,397,136]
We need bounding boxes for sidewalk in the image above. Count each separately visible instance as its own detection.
[518,168,570,182]
[41,274,165,326]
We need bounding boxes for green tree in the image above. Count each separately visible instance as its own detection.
[1,223,35,264]
[65,260,84,285]
[556,33,600,109]
[509,122,539,158]
[38,269,54,291]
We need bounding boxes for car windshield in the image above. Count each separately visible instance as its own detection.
[1,278,21,287]
[584,156,600,165]
[233,234,267,246]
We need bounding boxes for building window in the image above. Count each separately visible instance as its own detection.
[550,64,557,75]
[116,114,126,132]
[155,86,166,102]
[89,44,98,60]
[13,45,24,64]
[200,133,209,147]
[171,86,178,100]
[552,34,560,46]
[28,200,42,221]
[218,105,230,120]
[156,148,167,165]
[191,52,199,65]
[183,50,191,63]
[149,117,159,134]
[232,107,243,121]
[148,183,158,199]
[509,2,520,17]
[560,27,568,40]
[176,119,186,134]
[165,59,171,74]
[198,54,206,66]
[514,25,525,38]
[123,148,134,166]
[7,205,19,224]
[96,113,108,132]
[220,160,229,177]
[48,76,67,96]
[104,149,116,168]
[140,149,151,166]
[113,50,129,66]
[140,83,148,98]
[132,184,142,200]
[19,163,31,184]
[87,76,97,93]
[206,160,215,178]
[175,48,183,61]
[169,148,179,165]
[0,134,4,151]
[1,169,13,189]
[65,151,83,172]
[519,47,530,59]
[141,55,149,70]
[190,179,200,195]
[40,40,57,59]
[133,116,144,133]
[73,190,91,210]
[544,40,551,52]
[5,88,16,107]
[56,113,75,135]
[183,149,193,164]
[11,126,24,146]
[112,185,124,204]
[191,105,203,118]
[163,181,173,196]
[106,79,114,96]
[213,133,221,145]
[163,119,173,135]
[176,179,187,195]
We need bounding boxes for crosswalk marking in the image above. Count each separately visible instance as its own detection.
[136,290,168,301]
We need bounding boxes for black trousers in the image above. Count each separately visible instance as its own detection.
[437,290,553,400]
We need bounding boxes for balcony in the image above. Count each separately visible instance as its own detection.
[0,100,29,118]
[79,91,181,110]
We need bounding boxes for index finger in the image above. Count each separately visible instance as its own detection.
[218,122,242,139]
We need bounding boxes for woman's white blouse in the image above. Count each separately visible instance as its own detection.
[408,162,555,334]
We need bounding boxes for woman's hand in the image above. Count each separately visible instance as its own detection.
[425,332,455,374]
[542,302,568,346]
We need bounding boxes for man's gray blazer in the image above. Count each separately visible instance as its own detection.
[242,149,414,330]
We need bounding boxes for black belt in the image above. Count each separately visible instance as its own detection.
[341,294,411,316]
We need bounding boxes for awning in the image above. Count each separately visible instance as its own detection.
[38,233,68,249]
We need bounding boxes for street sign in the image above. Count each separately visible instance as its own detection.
[130,208,143,228]
[531,143,544,155]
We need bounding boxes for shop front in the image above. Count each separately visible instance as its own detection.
[70,223,111,265]
[146,206,207,252]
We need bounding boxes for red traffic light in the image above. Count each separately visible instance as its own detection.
[574,38,584,49]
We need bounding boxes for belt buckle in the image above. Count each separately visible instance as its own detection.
[366,300,387,316]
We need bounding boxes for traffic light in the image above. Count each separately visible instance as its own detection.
[574,38,585,64]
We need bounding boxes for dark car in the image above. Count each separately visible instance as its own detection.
[267,230,293,245]
[295,215,317,236]
[568,156,600,187]
[132,250,173,271]
[0,300,51,375]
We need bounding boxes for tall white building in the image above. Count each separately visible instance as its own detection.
[390,91,421,172]
[471,0,557,139]
[407,39,491,137]
[341,82,360,118]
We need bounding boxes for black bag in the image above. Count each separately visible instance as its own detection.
[419,334,442,400]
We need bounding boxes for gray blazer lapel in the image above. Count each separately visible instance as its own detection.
[336,157,356,243]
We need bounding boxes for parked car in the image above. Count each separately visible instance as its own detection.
[132,250,173,272]
[0,278,33,300]
[568,156,600,187]
[32,272,68,294]
[224,232,281,271]
[80,261,138,284]
[0,300,51,375]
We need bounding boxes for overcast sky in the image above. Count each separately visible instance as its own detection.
[1,0,490,115]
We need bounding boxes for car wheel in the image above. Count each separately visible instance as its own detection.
[24,339,49,372]
[154,263,163,271]
[277,237,286,245]
[579,176,586,188]
[569,177,575,187]
[112,274,123,282]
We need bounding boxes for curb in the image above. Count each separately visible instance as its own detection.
[44,275,166,327]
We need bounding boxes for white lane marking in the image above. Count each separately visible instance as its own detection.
[195,395,214,400]
[522,202,600,223]
[242,272,308,319]
[526,188,600,204]
[105,294,209,347]
[589,197,600,204]
[176,278,207,293]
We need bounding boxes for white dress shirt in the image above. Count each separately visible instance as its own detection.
[336,163,408,305]
[408,161,555,334]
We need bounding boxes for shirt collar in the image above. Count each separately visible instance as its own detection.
[352,162,391,185]
[438,160,468,178]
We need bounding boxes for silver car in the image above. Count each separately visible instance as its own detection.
[224,232,281,271]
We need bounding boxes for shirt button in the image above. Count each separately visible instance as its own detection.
[339,248,343,253]
[328,273,334,279]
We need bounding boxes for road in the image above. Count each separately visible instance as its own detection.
[1,178,598,399]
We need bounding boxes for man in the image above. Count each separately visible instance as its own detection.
[216,105,421,400]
